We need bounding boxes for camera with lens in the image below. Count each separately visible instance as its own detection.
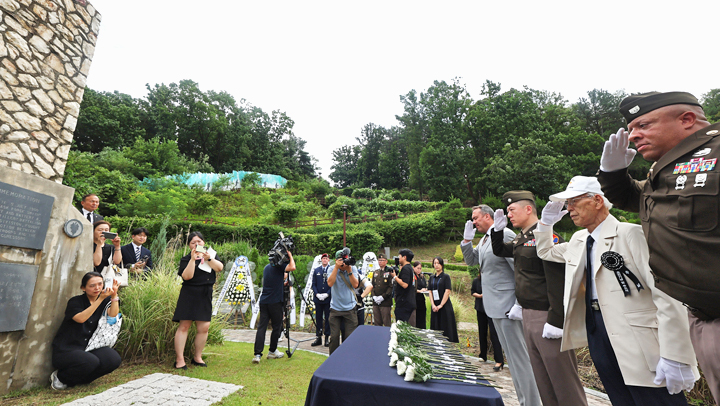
[390,256,400,272]
[268,232,295,266]
[338,247,356,266]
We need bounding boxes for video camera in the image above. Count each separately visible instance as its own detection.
[338,247,356,266]
[390,256,400,272]
[268,232,295,266]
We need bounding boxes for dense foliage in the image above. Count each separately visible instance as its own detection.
[331,81,720,204]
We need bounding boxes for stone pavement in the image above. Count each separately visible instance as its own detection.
[60,373,241,406]
[223,328,611,406]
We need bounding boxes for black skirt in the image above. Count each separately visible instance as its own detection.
[430,299,459,343]
[173,284,213,322]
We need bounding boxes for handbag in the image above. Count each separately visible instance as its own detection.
[85,301,122,351]
[101,249,129,287]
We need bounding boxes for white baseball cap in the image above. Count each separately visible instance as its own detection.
[549,176,604,202]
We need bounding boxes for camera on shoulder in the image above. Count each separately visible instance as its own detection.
[269,232,295,266]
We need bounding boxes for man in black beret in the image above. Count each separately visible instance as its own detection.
[598,91,720,404]
[491,191,587,406]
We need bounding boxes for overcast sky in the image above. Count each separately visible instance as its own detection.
[85,0,718,182]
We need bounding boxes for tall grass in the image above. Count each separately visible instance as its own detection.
[115,233,228,361]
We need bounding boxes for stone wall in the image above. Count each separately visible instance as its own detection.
[0,0,101,182]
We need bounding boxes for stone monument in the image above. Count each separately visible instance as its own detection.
[0,0,101,394]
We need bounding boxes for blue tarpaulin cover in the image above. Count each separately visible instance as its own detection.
[169,171,287,190]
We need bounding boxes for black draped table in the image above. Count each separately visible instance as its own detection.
[305,325,504,406]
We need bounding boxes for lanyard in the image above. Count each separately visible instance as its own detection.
[432,273,443,292]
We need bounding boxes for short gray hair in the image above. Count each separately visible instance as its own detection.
[472,205,494,217]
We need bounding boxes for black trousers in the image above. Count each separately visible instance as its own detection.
[587,309,688,406]
[52,347,121,387]
[416,294,427,329]
[254,302,283,356]
[314,301,330,337]
[476,310,503,363]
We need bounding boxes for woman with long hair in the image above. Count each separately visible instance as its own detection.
[413,261,427,329]
[428,257,458,342]
[92,221,121,273]
[172,231,224,369]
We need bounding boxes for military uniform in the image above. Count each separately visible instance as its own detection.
[599,121,720,403]
[371,266,393,326]
[491,190,587,406]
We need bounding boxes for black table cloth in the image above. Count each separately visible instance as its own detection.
[305,325,504,406]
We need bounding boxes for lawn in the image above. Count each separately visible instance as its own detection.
[1,342,326,406]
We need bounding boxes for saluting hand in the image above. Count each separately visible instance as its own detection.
[493,209,507,231]
[600,127,636,172]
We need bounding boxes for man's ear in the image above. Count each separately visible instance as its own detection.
[680,111,697,130]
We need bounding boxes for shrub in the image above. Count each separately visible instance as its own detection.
[187,193,220,215]
[352,188,377,199]
[341,187,354,197]
[241,172,262,189]
[454,244,464,262]
[324,193,338,207]
[480,190,503,211]
[274,201,302,223]
[435,199,470,228]
[327,196,359,218]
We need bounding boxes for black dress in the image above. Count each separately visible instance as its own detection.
[173,254,216,322]
[415,273,427,329]
[93,243,113,273]
[428,272,459,342]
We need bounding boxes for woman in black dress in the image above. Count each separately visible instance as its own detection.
[471,273,504,370]
[92,221,121,273]
[173,232,224,369]
[51,272,122,389]
[428,257,459,342]
[413,261,427,330]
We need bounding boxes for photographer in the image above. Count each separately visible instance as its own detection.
[252,246,296,364]
[327,249,360,355]
[392,249,416,326]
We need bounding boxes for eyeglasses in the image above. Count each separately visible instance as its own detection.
[563,194,594,209]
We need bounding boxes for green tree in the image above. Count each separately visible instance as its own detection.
[74,88,145,153]
[329,145,361,187]
[702,88,720,123]
[572,89,627,138]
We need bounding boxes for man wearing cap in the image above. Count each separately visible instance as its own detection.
[598,91,720,404]
[310,253,332,347]
[536,176,698,405]
[491,191,587,406]
[462,205,542,406]
[326,249,360,355]
[371,254,394,327]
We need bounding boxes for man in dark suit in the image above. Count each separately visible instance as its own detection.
[120,227,153,275]
[80,193,103,224]
[311,253,332,347]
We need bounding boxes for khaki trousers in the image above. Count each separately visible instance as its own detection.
[372,305,392,327]
[522,308,587,406]
[688,312,720,405]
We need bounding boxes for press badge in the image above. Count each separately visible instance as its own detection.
[433,290,440,300]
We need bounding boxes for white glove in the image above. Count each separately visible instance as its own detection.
[507,304,523,320]
[600,127,637,172]
[493,209,507,232]
[541,201,568,226]
[373,295,384,305]
[654,357,697,394]
[316,293,328,301]
[541,323,563,339]
[463,220,477,241]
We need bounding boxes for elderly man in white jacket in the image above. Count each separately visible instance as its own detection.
[535,176,699,406]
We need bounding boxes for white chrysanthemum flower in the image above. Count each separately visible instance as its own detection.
[389,352,399,367]
[397,360,407,375]
[404,365,416,381]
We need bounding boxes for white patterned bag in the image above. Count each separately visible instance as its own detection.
[85,302,122,352]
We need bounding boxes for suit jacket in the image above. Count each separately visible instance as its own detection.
[536,215,698,387]
[462,229,517,319]
[81,210,103,224]
[120,243,153,271]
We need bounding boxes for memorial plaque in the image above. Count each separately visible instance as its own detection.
[0,181,54,250]
[0,263,40,332]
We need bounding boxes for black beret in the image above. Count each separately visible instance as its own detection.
[502,190,535,206]
[619,91,701,124]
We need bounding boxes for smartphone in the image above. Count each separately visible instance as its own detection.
[102,232,117,240]
[195,245,207,253]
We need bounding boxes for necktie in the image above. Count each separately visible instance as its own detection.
[135,246,141,262]
[585,235,596,333]
[87,212,92,223]
[481,235,488,246]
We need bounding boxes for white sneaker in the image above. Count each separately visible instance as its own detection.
[252,354,261,364]
[50,370,67,390]
[267,350,284,359]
